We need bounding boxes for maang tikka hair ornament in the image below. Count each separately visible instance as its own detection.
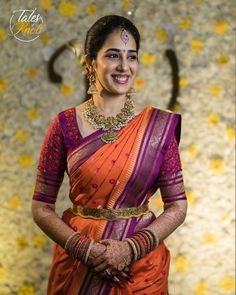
[120,27,129,45]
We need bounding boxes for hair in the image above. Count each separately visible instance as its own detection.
[84,14,140,61]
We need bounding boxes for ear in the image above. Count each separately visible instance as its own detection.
[84,55,97,74]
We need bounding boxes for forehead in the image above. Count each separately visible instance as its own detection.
[100,28,137,51]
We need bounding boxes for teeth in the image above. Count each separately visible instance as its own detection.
[113,75,128,82]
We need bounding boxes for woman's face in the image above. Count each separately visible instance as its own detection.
[91,28,139,97]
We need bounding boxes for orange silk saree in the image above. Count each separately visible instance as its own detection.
[34,105,182,295]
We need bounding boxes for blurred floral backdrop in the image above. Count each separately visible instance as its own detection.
[0,0,235,294]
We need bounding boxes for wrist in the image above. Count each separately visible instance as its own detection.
[124,228,159,262]
[64,231,94,264]
[123,240,134,261]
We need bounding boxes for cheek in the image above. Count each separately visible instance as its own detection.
[132,64,138,74]
[98,63,113,75]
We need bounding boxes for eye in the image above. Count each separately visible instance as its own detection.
[106,53,119,59]
[128,55,138,60]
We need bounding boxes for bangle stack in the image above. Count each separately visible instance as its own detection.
[124,228,159,262]
[64,231,94,264]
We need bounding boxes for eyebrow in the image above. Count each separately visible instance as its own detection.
[105,48,137,53]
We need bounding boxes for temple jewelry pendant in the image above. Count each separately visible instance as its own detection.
[101,129,118,143]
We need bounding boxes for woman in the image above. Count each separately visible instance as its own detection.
[32,15,187,295]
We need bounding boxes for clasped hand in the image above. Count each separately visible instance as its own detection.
[86,239,133,287]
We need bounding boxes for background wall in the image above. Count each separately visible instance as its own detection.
[0,0,235,294]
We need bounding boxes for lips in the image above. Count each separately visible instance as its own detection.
[112,75,129,84]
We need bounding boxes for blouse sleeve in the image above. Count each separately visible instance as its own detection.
[32,114,67,204]
[156,132,187,203]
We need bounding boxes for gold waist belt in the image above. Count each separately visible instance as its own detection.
[70,203,150,221]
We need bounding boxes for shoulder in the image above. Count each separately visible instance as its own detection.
[151,106,181,120]
[57,106,75,117]
[47,107,76,135]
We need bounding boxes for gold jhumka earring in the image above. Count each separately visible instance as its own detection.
[87,72,98,95]
[126,87,136,98]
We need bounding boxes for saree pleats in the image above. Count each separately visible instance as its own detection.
[47,106,181,295]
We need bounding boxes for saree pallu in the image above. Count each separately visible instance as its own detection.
[33,105,185,295]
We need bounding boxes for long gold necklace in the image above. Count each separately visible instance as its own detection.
[82,96,136,143]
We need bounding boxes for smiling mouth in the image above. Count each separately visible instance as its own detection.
[112,75,130,84]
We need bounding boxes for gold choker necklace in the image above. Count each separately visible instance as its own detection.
[82,96,136,143]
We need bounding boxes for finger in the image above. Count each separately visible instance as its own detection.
[99,240,111,246]
[88,254,107,267]
[90,246,107,259]
[118,271,131,280]
[118,271,134,283]
[123,266,132,276]
[92,261,109,274]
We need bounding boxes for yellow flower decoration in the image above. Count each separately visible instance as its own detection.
[203,232,217,244]
[32,235,47,249]
[40,0,53,10]
[60,83,74,96]
[178,17,192,30]
[191,39,204,53]
[27,107,39,121]
[16,236,28,249]
[15,129,29,142]
[0,29,6,41]
[134,77,145,89]
[194,281,208,295]
[216,55,229,65]
[58,1,77,17]
[9,195,22,209]
[209,157,225,175]
[19,154,34,168]
[220,211,229,220]
[186,191,196,206]
[155,28,168,43]
[0,79,8,92]
[18,284,35,295]
[174,255,189,272]
[122,0,134,9]
[153,196,163,209]
[179,77,189,88]
[26,67,38,78]
[0,266,5,282]
[172,103,182,113]
[187,144,197,157]
[219,276,235,292]
[226,127,235,140]
[40,32,51,45]
[215,20,229,36]
[209,84,221,97]
[140,52,156,66]
[86,4,97,15]
[207,113,220,126]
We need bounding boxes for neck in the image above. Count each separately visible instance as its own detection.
[92,93,129,116]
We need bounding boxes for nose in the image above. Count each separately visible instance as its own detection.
[117,56,128,71]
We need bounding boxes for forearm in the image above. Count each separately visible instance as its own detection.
[125,200,187,262]
[31,200,75,248]
[146,200,187,242]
